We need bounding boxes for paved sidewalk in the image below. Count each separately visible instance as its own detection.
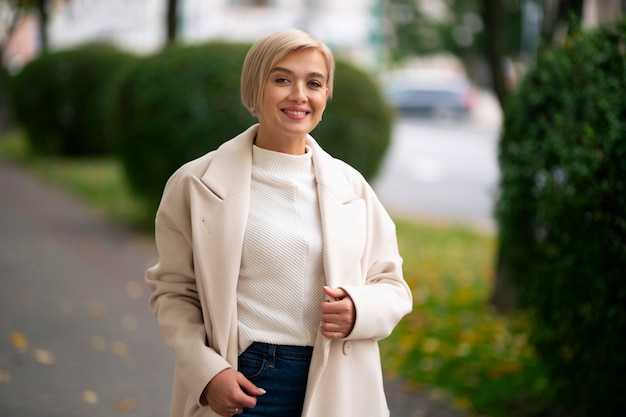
[0,158,467,417]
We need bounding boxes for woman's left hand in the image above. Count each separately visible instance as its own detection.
[320,286,356,339]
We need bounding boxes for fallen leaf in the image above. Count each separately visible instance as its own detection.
[421,338,440,354]
[33,348,56,365]
[9,332,28,351]
[115,398,136,412]
[111,341,128,357]
[82,390,99,404]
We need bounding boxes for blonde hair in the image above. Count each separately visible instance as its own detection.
[240,29,335,116]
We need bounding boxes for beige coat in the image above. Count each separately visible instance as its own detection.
[146,125,413,417]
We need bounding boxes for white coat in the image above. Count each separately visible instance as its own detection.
[146,125,413,417]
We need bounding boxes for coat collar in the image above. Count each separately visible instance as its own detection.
[200,124,357,204]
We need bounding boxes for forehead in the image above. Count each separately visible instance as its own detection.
[271,48,328,76]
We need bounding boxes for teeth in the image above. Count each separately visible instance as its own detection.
[284,110,307,115]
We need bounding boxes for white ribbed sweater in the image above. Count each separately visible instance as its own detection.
[237,145,325,353]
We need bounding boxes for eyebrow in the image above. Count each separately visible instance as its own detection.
[269,66,326,80]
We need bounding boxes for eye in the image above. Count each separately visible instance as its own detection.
[308,80,323,88]
[275,77,290,84]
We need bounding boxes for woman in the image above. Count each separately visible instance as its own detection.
[146,29,412,417]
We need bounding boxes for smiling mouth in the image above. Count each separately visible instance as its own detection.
[283,109,310,117]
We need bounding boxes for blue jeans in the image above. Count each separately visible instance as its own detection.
[238,342,313,417]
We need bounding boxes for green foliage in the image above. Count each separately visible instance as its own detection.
[108,42,392,215]
[10,43,136,156]
[312,60,393,180]
[106,42,256,214]
[496,18,626,416]
[387,0,521,65]
[382,219,552,417]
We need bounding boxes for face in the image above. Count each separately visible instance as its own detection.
[255,48,329,154]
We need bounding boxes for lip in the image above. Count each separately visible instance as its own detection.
[282,107,310,120]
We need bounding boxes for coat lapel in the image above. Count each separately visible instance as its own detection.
[189,126,257,363]
[306,137,361,399]
[309,137,360,288]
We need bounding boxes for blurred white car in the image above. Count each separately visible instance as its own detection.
[381,69,476,119]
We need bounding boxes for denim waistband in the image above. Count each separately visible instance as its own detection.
[245,342,313,361]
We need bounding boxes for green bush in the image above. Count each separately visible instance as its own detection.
[10,44,136,156]
[495,19,626,416]
[313,59,393,180]
[108,42,392,214]
[107,42,255,213]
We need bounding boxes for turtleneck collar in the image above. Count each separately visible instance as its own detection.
[252,144,314,178]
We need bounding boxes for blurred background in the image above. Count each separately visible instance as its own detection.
[1,1,625,417]
[1,0,621,228]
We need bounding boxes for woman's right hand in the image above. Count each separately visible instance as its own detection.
[203,368,266,416]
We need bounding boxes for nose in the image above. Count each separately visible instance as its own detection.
[288,82,307,102]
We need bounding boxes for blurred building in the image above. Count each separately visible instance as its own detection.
[46,0,384,69]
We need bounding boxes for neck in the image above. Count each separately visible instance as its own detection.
[255,126,307,155]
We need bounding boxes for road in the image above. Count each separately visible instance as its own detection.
[0,160,172,416]
[373,117,500,233]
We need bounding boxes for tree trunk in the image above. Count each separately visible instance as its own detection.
[583,0,624,28]
[480,0,509,108]
[541,0,585,45]
[36,0,48,53]
[166,0,179,46]
[480,0,517,312]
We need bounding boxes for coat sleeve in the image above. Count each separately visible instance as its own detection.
[145,169,231,407]
[339,174,413,341]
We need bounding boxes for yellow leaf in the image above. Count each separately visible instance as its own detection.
[111,341,128,357]
[82,390,99,404]
[9,332,28,350]
[421,338,440,353]
[454,396,471,410]
[33,348,56,365]
[456,342,471,357]
[116,398,136,412]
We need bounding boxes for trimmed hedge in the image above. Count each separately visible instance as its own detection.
[312,59,393,180]
[495,19,626,416]
[10,44,136,155]
[108,42,393,214]
[107,42,255,212]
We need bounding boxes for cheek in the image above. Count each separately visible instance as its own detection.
[316,99,327,115]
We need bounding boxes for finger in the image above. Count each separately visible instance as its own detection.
[323,285,347,300]
[321,299,354,317]
[320,325,347,339]
[222,404,245,416]
[237,372,267,397]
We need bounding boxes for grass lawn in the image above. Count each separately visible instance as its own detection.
[0,130,554,417]
[384,219,553,416]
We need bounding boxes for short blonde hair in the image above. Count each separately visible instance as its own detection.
[240,29,335,116]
